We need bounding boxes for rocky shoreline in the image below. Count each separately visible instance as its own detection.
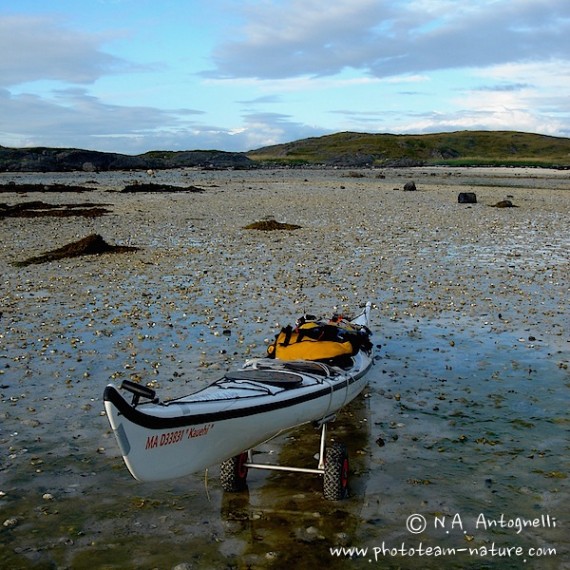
[0,167,568,569]
[0,147,253,172]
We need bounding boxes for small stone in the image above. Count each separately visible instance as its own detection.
[3,517,18,528]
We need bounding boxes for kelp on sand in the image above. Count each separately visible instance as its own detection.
[13,234,139,267]
[0,201,111,219]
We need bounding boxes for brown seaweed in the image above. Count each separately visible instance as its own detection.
[13,234,139,267]
[243,219,302,231]
[0,201,111,219]
[0,183,91,193]
[120,183,205,193]
[491,200,518,208]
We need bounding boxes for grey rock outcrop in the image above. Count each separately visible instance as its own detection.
[0,146,253,172]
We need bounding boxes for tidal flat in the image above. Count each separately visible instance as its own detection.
[0,167,568,569]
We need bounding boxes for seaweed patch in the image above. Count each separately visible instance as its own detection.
[120,183,205,193]
[13,234,139,267]
[243,219,302,231]
[0,201,111,219]
[0,183,92,193]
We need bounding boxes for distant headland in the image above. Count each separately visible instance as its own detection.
[2,130,569,171]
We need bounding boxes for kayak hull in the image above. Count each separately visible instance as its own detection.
[104,303,373,482]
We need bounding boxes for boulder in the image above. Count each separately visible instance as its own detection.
[458,192,477,204]
[403,181,417,191]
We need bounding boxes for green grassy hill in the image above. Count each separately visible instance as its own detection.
[247,130,570,167]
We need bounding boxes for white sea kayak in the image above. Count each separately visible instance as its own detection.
[104,302,373,483]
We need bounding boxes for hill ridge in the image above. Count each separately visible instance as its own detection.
[1,130,569,171]
[0,147,252,172]
[247,130,570,168]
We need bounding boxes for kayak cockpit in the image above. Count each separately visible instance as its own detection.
[224,369,303,389]
[244,357,343,376]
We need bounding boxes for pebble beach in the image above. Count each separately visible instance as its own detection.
[1,166,568,569]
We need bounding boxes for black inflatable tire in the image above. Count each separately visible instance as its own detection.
[220,452,248,492]
[323,442,349,500]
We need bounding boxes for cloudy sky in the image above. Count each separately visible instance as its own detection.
[1,0,569,154]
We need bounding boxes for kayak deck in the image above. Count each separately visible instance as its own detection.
[103,302,374,488]
[155,358,346,406]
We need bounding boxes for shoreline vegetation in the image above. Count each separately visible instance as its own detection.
[1,130,570,172]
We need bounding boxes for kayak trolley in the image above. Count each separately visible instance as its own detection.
[220,415,349,501]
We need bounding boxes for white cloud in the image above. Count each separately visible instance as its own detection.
[0,87,205,151]
[209,0,390,78]
[0,15,139,87]
[398,107,561,137]
[476,60,570,89]
[0,83,326,152]
[392,60,570,136]
[208,0,570,79]
[238,111,329,148]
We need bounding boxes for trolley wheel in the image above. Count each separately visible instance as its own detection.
[323,442,349,500]
[220,452,249,492]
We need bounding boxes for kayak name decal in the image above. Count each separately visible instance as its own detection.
[145,423,214,450]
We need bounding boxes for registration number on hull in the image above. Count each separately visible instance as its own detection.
[145,424,213,450]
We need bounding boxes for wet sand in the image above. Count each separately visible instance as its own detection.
[0,167,568,569]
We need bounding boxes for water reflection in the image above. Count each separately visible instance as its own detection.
[220,393,371,568]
